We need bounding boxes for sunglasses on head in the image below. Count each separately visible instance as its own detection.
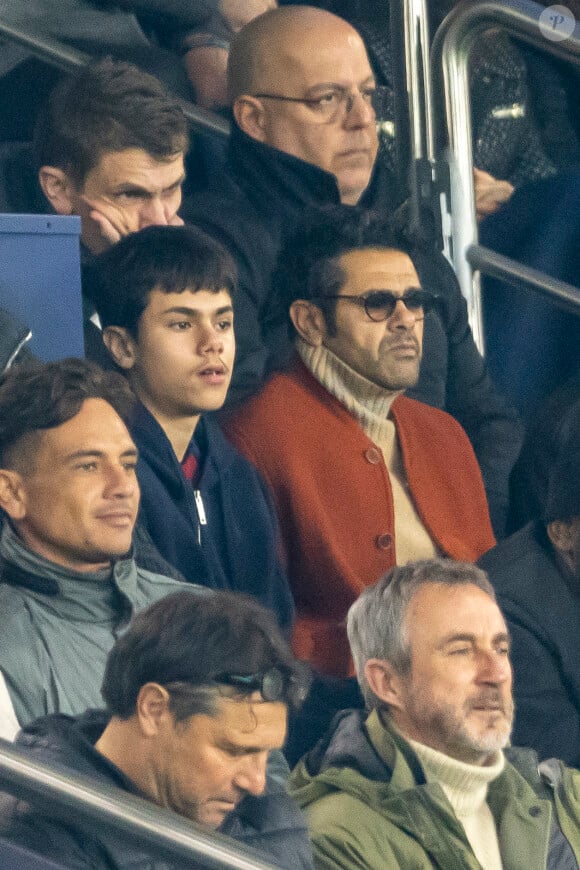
[215,666,310,705]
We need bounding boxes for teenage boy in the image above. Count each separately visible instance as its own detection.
[84,224,294,631]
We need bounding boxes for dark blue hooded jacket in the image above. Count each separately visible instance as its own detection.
[130,403,294,633]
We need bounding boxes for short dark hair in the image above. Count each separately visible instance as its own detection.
[84,224,238,335]
[33,58,189,187]
[0,358,135,470]
[270,205,454,335]
[102,590,310,721]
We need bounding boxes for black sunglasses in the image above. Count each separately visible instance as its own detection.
[311,288,437,322]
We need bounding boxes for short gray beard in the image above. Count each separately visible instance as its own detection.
[428,704,512,764]
[404,690,514,765]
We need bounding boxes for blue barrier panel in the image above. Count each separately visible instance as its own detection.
[0,213,84,360]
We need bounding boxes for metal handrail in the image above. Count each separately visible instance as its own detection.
[431,0,580,351]
[0,739,276,870]
[389,0,435,169]
[0,18,229,138]
[467,244,580,315]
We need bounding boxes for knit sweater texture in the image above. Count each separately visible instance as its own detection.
[298,341,438,564]
[410,738,504,870]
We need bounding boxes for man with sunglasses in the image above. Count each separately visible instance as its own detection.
[225,207,495,718]
[0,590,314,869]
[184,4,521,538]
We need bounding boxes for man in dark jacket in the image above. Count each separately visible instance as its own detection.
[290,558,580,869]
[0,590,314,870]
[508,377,580,532]
[183,4,521,536]
[480,445,580,767]
[84,223,294,632]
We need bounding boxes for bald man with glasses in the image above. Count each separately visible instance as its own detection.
[184,5,520,539]
[225,207,495,723]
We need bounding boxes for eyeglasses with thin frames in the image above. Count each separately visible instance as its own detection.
[252,84,387,124]
[309,288,437,322]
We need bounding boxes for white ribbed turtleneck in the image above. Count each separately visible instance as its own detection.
[410,737,505,870]
[298,339,438,564]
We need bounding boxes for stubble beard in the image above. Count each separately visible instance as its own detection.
[405,689,514,765]
[375,356,421,393]
[376,334,422,392]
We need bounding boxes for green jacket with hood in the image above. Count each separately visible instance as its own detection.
[290,709,580,870]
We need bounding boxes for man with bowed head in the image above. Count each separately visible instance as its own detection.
[35,59,189,257]
[0,590,314,868]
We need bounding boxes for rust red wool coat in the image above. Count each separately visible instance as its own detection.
[226,361,495,677]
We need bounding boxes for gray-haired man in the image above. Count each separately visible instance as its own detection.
[290,558,580,869]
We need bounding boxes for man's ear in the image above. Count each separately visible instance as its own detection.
[135,683,172,738]
[290,300,327,347]
[364,658,406,712]
[103,326,138,371]
[547,519,573,556]
[0,469,28,521]
[38,166,76,215]
[233,96,267,141]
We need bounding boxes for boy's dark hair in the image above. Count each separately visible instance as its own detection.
[270,204,453,335]
[0,357,135,470]
[102,590,310,721]
[84,224,237,335]
[33,58,189,187]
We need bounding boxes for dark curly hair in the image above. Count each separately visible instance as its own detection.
[269,204,454,336]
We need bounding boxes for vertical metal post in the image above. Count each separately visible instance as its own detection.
[389,0,443,247]
[432,8,482,349]
[431,0,580,353]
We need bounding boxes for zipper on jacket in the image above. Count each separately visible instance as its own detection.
[194,489,207,545]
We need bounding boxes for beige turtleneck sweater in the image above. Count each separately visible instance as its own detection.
[297,339,438,564]
[409,737,505,870]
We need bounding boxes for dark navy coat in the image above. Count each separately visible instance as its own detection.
[131,403,294,632]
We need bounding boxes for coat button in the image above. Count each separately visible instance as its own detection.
[529,806,541,818]
[376,534,393,550]
[365,447,382,464]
